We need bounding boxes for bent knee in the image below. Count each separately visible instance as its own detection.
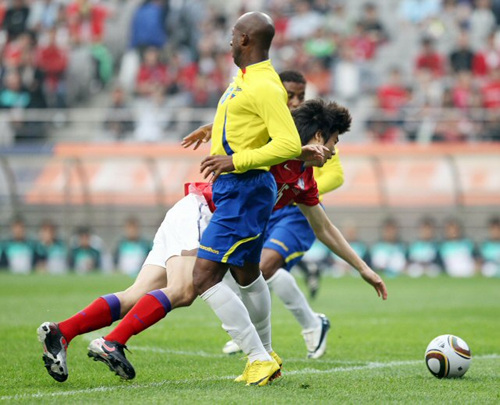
[260,249,284,280]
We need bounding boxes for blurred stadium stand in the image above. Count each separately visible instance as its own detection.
[1,0,500,265]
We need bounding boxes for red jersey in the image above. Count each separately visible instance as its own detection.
[185,160,320,213]
[270,160,320,210]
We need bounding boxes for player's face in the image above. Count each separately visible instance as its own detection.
[230,27,243,67]
[283,81,306,110]
[324,132,339,155]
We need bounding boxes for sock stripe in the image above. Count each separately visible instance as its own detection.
[101,294,121,322]
[148,290,172,314]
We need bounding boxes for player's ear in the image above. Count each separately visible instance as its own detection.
[313,131,323,143]
[241,33,250,46]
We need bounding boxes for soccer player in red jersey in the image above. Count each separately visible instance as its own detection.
[37,99,386,383]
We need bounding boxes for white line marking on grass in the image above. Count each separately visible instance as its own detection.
[131,345,363,365]
[3,354,499,401]
[81,336,362,365]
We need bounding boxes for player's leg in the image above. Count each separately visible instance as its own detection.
[87,256,197,380]
[37,263,166,382]
[261,208,330,359]
[194,258,271,363]
[195,171,279,385]
[262,248,330,359]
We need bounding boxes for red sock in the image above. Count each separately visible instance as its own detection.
[105,290,171,345]
[59,294,121,344]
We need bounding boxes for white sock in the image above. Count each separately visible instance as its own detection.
[267,268,320,331]
[239,275,273,353]
[201,281,271,362]
[222,271,242,299]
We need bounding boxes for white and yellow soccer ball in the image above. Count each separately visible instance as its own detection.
[425,334,472,378]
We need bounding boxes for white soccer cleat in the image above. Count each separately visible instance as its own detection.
[222,339,242,355]
[37,322,69,382]
[302,313,331,359]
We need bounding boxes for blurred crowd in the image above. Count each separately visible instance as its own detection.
[3,0,500,143]
[300,216,500,286]
[0,0,115,143]
[1,214,499,279]
[0,216,151,276]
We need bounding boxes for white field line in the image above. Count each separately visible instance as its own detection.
[81,335,363,365]
[2,354,498,401]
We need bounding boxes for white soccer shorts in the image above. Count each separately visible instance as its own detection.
[143,193,213,268]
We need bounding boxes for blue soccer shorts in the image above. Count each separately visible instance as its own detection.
[263,204,316,270]
[198,170,277,267]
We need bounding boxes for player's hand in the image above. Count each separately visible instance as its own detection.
[359,267,388,300]
[200,155,235,181]
[181,123,213,150]
[299,145,332,167]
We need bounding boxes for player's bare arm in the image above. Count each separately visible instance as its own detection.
[298,204,388,300]
[200,155,235,181]
[181,123,213,150]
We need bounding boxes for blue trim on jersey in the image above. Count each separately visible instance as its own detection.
[222,106,234,156]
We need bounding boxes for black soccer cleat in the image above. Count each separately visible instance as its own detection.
[37,322,69,382]
[87,337,136,380]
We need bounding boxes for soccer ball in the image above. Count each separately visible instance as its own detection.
[425,334,472,378]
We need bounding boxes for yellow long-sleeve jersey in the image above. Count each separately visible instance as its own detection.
[313,149,344,197]
[210,60,302,173]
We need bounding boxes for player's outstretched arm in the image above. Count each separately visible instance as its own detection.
[181,123,213,150]
[299,204,388,300]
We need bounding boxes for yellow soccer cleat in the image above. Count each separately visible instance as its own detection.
[234,359,250,383]
[245,359,280,387]
[269,351,283,381]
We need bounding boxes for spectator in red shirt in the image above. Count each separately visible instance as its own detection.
[451,71,480,110]
[481,67,500,108]
[347,21,377,61]
[472,31,500,78]
[66,0,110,43]
[377,67,410,114]
[135,47,169,97]
[367,67,409,143]
[36,28,68,107]
[415,37,445,77]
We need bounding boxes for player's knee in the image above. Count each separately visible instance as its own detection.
[173,289,197,308]
[192,260,225,295]
[260,253,283,280]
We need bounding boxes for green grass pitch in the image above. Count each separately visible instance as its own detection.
[0,273,499,403]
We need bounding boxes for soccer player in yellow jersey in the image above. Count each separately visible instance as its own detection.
[220,71,344,359]
[188,12,311,386]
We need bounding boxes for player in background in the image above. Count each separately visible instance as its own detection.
[479,216,500,277]
[114,217,151,277]
[220,70,346,358]
[406,217,442,278]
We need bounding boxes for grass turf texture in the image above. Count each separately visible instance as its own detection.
[0,273,498,404]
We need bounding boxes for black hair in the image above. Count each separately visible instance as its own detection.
[419,216,436,227]
[488,217,500,227]
[279,70,306,85]
[292,99,352,146]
